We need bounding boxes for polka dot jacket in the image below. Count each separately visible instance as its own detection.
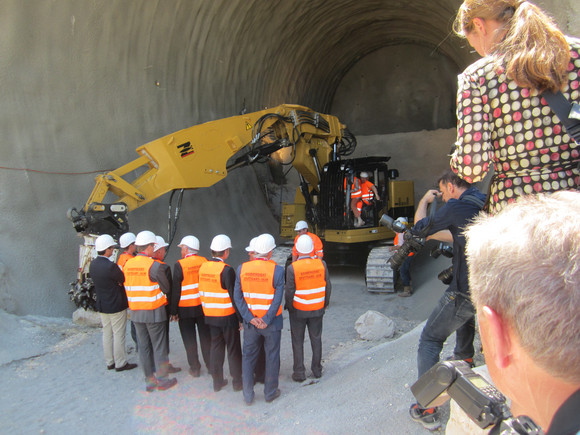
[450,36,580,214]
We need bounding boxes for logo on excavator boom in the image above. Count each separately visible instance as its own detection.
[177,141,194,158]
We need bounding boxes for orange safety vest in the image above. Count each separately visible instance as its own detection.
[117,252,134,271]
[239,260,282,318]
[292,258,326,311]
[178,255,207,307]
[344,177,362,198]
[360,180,375,204]
[123,255,168,311]
[198,261,235,317]
[292,231,324,258]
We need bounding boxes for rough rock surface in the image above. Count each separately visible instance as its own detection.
[355,310,396,340]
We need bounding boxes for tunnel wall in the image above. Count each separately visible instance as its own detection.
[0,0,578,316]
[332,45,460,135]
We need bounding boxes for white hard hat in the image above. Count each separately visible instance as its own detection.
[178,235,200,251]
[294,220,309,231]
[119,232,136,248]
[295,234,314,254]
[245,237,258,253]
[210,234,232,251]
[135,230,157,246]
[254,233,276,255]
[360,171,369,178]
[154,236,169,252]
[95,234,117,252]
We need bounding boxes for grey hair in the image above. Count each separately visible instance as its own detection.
[465,191,580,383]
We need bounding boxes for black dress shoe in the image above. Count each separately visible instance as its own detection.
[146,377,177,392]
[214,378,228,392]
[116,362,138,372]
[265,389,281,403]
[292,373,306,382]
[107,364,115,370]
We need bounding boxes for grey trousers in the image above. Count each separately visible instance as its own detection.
[134,321,169,379]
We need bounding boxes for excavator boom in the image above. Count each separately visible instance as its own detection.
[68,104,348,238]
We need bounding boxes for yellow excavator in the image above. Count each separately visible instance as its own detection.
[67,104,414,309]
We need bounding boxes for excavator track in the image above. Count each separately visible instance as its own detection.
[365,245,397,293]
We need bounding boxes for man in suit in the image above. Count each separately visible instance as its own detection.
[90,234,137,372]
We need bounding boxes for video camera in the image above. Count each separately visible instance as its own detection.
[379,214,427,270]
[411,361,543,434]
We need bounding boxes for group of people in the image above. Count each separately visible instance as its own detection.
[90,221,331,405]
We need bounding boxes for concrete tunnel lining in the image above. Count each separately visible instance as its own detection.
[0,0,578,316]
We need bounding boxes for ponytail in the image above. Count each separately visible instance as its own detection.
[454,0,570,92]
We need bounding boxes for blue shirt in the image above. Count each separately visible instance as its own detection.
[413,187,485,295]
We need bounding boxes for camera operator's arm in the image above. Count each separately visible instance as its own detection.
[427,230,453,243]
[415,189,441,222]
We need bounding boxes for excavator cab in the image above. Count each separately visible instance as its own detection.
[319,157,392,230]
[280,155,414,277]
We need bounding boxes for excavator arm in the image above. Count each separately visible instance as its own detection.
[67,104,351,238]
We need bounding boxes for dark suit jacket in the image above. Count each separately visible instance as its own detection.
[89,256,128,314]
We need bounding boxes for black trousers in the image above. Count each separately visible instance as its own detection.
[208,324,242,389]
[289,313,323,378]
[178,316,211,372]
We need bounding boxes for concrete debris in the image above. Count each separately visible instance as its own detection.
[354,310,395,340]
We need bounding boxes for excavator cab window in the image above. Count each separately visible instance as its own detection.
[318,157,391,230]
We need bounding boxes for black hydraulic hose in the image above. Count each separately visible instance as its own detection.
[167,189,184,259]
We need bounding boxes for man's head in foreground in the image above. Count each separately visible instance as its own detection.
[465,191,580,431]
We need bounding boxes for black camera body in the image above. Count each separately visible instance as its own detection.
[411,361,543,434]
[379,214,426,270]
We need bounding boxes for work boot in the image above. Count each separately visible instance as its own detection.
[355,217,364,227]
[409,403,441,431]
[398,285,413,297]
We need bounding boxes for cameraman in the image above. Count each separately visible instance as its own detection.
[465,192,580,435]
[408,169,485,430]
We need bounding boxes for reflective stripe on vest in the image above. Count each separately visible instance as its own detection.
[240,260,282,317]
[292,258,326,311]
[360,181,374,204]
[123,255,167,310]
[178,255,207,307]
[117,252,133,271]
[198,261,234,317]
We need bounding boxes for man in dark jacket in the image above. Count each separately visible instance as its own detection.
[89,234,137,372]
[285,234,331,382]
[408,170,485,431]
[198,234,243,393]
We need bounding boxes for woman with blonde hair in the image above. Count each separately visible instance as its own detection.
[450,0,579,213]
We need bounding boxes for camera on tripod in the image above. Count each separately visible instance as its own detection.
[411,361,543,434]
